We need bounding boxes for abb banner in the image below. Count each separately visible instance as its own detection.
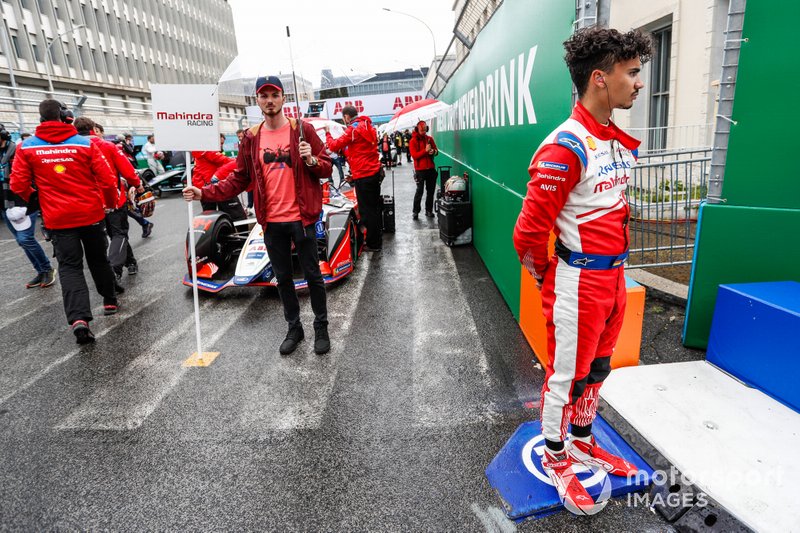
[246,91,424,124]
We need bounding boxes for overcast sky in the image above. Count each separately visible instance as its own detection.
[227,0,456,85]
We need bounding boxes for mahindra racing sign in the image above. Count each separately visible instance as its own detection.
[151,84,220,151]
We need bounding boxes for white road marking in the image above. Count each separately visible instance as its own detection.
[0,240,178,331]
[239,254,373,431]
[57,296,257,431]
[412,229,497,427]
[0,288,174,406]
[470,503,517,533]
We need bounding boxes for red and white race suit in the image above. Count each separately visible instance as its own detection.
[513,102,640,442]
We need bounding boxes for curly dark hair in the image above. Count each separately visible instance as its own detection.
[564,27,653,97]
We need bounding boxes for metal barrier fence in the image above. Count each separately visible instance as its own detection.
[0,86,246,136]
[627,148,711,268]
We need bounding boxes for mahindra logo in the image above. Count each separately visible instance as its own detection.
[156,111,214,120]
[594,175,629,193]
[36,148,77,155]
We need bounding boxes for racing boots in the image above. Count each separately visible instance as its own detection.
[279,325,304,355]
[568,435,638,476]
[314,324,330,355]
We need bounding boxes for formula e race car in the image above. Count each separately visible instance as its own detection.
[144,165,188,197]
[182,181,363,293]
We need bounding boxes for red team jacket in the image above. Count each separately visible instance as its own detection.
[10,121,117,229]
[89,134,141,209]
[325,115,381,180]
[191,150,237,188]
[202,119,331,228]
[409,130,438,172]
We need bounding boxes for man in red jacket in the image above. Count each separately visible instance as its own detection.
[513,27,651,513]
[11,100,120,344]
[183,76,333,355]
[191,134,245,220]
[75,117,144,284]
[325,105,383,251]
[408,120,439,220]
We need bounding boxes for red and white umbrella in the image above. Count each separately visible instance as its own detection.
[304,117,345,143]
[380,98,450,134]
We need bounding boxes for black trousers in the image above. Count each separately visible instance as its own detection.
[51,222,117,325]
[353,172,382,249]
[201,198,247,221]
[413,168,438,215]
[264,221,327,329]
[105,208,135,273]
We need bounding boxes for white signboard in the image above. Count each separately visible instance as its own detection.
[151,84,220,151]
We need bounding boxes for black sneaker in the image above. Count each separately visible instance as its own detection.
[412,212,419,220]
[103,297,119,315]
[142,222,153,238]
[40,268,57,287]
[425,211,435,218]
[114,271,123,284]
[127,263,138,275]
[26,273,44,288]
[72,320,95,344]
[279,326,304,355]
[314,324,330,355]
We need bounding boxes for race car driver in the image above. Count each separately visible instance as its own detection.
[513,27,653,514]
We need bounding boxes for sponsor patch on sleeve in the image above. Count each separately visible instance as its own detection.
[538,160,569,172]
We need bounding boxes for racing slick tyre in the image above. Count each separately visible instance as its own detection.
[210,216,235,267]
[348,218,359,264]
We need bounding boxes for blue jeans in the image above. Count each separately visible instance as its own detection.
[4,211,52,274]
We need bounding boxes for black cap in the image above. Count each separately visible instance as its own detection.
[255,75,284,95]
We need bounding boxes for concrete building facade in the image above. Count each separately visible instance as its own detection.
[0,0,241,134]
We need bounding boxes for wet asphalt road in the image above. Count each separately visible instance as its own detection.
[0,164,677,531]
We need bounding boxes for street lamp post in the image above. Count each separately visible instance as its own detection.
[382,8,438,61]
[44,24,86,97]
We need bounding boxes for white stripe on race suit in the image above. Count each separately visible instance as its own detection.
[540,258,581,442]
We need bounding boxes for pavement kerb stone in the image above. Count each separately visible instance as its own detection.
[627,269,689,306]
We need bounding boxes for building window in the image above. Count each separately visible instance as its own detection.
[648,25,671,150]
[11,35,22,58]
[31,42,42,62]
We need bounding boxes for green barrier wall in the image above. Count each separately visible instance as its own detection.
[684,204,800,347]
[433,0,574,318]
[720,0,800,208]
[684,0,800,347]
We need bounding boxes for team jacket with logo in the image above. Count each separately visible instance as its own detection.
[513,102,640,277]
[10,121,117,229]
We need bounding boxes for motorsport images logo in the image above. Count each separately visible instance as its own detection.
[521,434,612,515]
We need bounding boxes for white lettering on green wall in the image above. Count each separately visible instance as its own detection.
[435,45,537,132]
